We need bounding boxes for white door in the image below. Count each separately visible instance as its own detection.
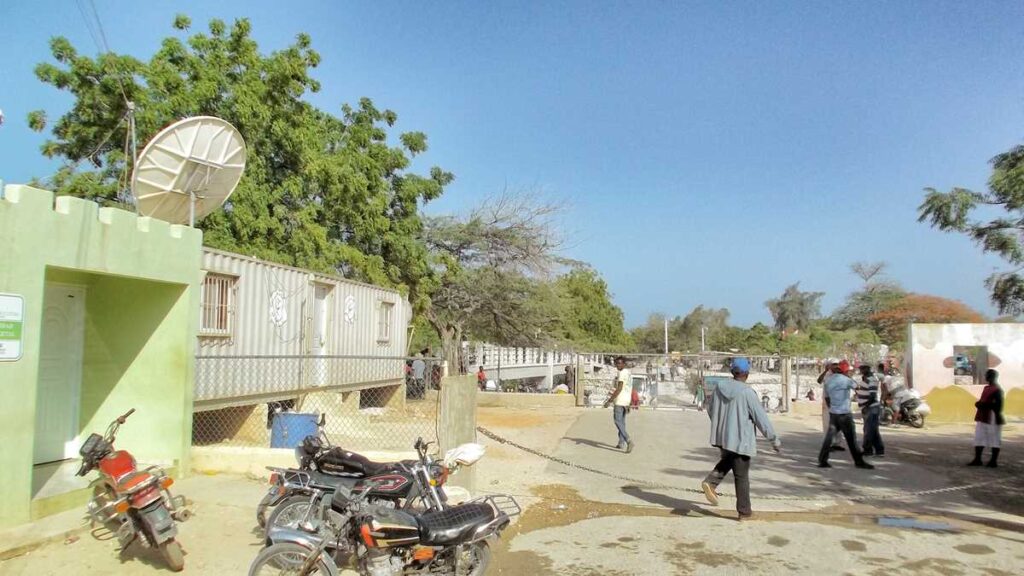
[34,284,86,464]
[312,285,331,385]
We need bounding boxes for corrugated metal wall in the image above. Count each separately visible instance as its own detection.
[197,248,411,357]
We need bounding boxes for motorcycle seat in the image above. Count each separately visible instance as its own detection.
[416,503,497,546]
[317,448,411,478]
[116,471,154,493]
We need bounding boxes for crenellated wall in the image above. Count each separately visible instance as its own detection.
[0,184,202,528]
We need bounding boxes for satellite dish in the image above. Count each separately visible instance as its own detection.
[132,116,246,226]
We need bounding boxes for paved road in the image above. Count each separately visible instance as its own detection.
[2,407,1021,575]
[491,407,1024,575]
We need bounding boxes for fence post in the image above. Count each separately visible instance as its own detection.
[574,355,584,406]
[780,356,791,412]
[440,374,477,493]
[794,358,801,401]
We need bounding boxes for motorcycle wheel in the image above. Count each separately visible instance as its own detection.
[256,492,276,529]
[459,541,491,576]
[880,408,894,426]
[250,542,331,576]
[159,538,185,572]
[909,412,925,428]
[265,495,313,536]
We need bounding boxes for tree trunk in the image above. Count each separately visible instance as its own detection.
[427,311,462,375]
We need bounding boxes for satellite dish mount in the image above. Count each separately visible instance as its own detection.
[132,116,247,226]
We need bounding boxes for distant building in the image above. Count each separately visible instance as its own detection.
[907,323,1024,421]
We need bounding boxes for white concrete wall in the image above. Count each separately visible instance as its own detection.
[908,323,1024,399]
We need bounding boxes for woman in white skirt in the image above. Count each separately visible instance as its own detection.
[968,369,1005,468]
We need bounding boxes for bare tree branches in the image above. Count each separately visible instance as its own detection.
[850,261,887,285]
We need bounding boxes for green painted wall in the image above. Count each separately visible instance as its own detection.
[0,185,202,529]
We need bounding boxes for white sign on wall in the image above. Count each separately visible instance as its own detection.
[344,295,356,324]
[0,293,25,361]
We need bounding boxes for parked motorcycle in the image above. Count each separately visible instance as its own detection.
[882,385,931,428]
[77,408,190,572]
[258,422,484,538]
[257,414,421,528]
[250,476,519,576]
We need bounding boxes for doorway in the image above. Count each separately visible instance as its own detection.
[33,284,86,465]
[311,283,333,386]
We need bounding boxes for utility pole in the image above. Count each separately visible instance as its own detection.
[701,325,706,353]
[663,318,669,355]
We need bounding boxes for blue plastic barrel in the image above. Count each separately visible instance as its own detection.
[270,412,318,449]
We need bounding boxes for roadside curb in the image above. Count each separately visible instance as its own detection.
[0,513,92,561]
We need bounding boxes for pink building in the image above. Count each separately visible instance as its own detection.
[907,323,1024,421]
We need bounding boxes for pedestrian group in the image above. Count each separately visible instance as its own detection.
[601,355,1006,520]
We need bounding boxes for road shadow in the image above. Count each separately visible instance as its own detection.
[565,437,623,453]
[620,485,726,519]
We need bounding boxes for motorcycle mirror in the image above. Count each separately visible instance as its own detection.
[318,413,326,427]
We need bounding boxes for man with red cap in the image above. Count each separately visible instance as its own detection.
[819,360,874,469]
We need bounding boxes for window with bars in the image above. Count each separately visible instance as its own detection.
[200,273,237,337]
[377,301,394,342]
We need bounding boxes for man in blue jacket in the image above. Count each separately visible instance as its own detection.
[700,357,782,520]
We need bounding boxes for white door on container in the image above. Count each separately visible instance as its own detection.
[34,284,86,464]
[312,285,331,385]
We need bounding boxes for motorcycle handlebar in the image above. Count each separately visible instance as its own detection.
[118,408,136,424]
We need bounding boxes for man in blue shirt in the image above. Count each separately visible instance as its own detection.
[818,360,874,469]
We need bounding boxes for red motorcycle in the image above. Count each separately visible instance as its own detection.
[77,408,190,571]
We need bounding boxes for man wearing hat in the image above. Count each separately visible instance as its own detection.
[701,357,782,520]
[819,360,874,469]
[817,359,844,452]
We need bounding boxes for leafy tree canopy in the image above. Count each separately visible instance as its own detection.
[28,15,450,307]
[869,294,986,343]
[765,283,824,334]
[919,143,1024,315]
[551,267,633,350]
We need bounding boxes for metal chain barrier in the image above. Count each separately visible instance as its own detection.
[475,426,1009,504]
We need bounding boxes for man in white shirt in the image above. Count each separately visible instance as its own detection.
[603,356,635,453]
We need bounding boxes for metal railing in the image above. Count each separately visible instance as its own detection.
[578,353,815,412]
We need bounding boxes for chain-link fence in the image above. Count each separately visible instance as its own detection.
[578,353,835,412]
[192,355,442,452]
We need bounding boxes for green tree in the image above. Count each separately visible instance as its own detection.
[629,313,669,353]
[552,267,631,350]
[765,283,825,334]
[672,306,730,353]
[28,15,449,307]
[919,143,1024,314]
[422,194,564,366]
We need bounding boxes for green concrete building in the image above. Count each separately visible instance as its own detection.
[0,184,202,529]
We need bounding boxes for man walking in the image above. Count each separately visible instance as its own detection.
[819,361,874,469]
[603,356,634,453]
[700,358,782,521]
[857,364,885,457]
[817,359,844,452]
[411,353,427,399]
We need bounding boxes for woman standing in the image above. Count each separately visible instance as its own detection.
[968,369,1005,468]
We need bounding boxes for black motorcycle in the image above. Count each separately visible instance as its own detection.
[250,477,519,576]
[257,417,449,534]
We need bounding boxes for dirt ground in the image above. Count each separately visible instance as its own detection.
[1,405,1022,575]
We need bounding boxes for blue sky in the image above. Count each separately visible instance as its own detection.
[2,1,1022,327]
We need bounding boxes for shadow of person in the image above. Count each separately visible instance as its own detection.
[620,485,724,519]
[565,437,624,453]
